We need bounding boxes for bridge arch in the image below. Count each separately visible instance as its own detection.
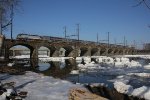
[100,48,106,55]
[91,48,99,56]
[107,48,114,55]
[8,43,34,59]
[38,46,50,57]
[8,43,34,50]
[9,45,31,59]
[80,47,89,56]
[118,49,123,55]
[62,46,74,57]
[114,49,119,55]
[128,49,134,55]
[38,45,57,57]
[123,49,128,55]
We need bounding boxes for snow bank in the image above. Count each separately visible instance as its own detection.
[7,62,14,67]
[76,56,142,72]
[128,60,142,68]
[114,81,150,100]
[144,64,150,69]
[0,56,4,59]
[12,55,30,59]
[76,57,82,64]
[132,86,150,99]
[0,88,15,100]
[0,71,83,100]
[78,61,101,71]
[124,55,150,60]
[114,81,133,94]
[114,57,141,68]
[70,70,79,74]
[82,57,91,64]
[128,73,150,78]
[39,57,73,62]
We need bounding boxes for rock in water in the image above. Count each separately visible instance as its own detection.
[69,88,108,100]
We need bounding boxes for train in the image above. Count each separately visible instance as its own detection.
[16,33,99,45]
[17,33,42,40]
[16,33,125,47]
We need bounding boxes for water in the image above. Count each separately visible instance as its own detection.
[8,57,150,89]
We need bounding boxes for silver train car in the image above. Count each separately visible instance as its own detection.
[17,34,42,40]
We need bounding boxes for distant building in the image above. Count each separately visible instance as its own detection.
[144,43,150,50]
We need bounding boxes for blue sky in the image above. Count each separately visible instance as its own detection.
[4,0,150,48]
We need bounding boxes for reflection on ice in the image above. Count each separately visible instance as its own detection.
[38,63,50,71]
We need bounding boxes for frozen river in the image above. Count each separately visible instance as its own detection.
[37,55,150,99]
[2,55,150,99]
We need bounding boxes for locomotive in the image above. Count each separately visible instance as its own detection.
[17,33,42,40]
[17,33,72,42]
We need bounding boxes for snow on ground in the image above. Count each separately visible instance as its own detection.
[0,71,84,100]
[11,55,30,59]
[76,57,91,64]
[127,73,150,78]
[39,56,73,62]
[77,56,142,72]
[132,86,150,99]
[124,55,150,59]
[114,81,133,94]
[70,70,79,74]
[144,64,150,69]
[0,56,4,59]
[7,62,15,67]
[78,61,101,71]
[113,81,150,100]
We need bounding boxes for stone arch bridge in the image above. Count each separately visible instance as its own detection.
[3,39,136,67]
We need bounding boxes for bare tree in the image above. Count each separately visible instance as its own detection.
[133,0,150,10]
[133,0,150,29]
[0,0,21,35]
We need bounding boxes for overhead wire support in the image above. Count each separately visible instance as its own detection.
[0,11,2,35]
[76,23,80,58]
[98,32,110,47]
[76,23,80,42]
[133,0,150,10]
[114,38,117,45]
[124,36,126,47]
[97,33,98,44]
[143,0,150,10]
[132,0,143,7]
[126,40,128,47]
[107,32,110,47]
[64,26,67,39]
[10,4,14,40]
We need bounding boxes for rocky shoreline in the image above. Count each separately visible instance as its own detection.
[85,84,145,100]
[0,81,28,100]
[69,88,108,100]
